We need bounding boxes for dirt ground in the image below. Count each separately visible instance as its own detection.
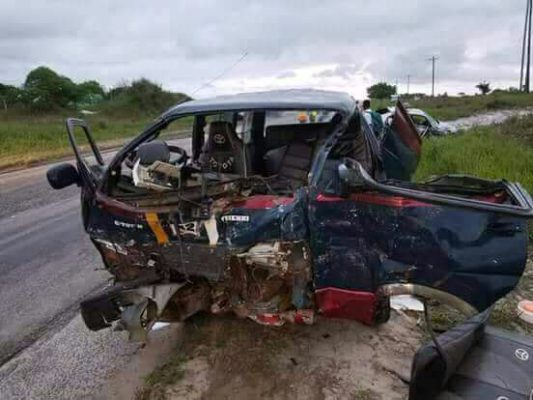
[131,311,423,400]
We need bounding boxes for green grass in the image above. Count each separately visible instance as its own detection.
[415,116,533,194]
[0,110,191,170]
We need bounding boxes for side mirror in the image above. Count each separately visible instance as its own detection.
[338,158,369,188]
[47,163,80,189]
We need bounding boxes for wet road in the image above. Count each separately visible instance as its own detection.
[0,138,188,398]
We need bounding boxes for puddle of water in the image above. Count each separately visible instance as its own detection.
[445,108,533,131]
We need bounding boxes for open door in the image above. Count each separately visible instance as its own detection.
[381,100,422,181]
[65,118,105,189]
[64,118,106,229]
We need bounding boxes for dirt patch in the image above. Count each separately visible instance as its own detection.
[103,324,185,400]
[490,250,533,335]
[138,311,423,400]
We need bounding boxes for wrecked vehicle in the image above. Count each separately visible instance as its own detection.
[378,106,455,137]
[47,89,533,398]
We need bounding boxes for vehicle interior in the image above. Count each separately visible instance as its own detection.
[107,109,372,203]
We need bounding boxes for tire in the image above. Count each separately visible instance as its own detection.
[373,295,391,325]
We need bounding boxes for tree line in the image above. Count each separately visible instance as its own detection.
[0,66,190,113]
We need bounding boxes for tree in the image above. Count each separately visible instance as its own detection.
[77,80,105,105]
[0,84,24,110]
[24,66,79,110]
[107,78,190,114]
[475,81,491,95]
[367,82,397,99]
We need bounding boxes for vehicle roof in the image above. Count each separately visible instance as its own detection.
[161,89,356,118]
[407,108,428,116]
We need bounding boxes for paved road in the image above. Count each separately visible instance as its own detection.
[0,138,189,398]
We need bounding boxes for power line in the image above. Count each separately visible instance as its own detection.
[427,56,439,96]
[190,51,249,97]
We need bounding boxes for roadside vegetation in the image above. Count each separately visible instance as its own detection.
[372,89,533,121]
[407,91,533,120]
[0,66,190,170]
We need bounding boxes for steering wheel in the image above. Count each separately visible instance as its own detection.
[124,144,188,169]
[167,145,188,167]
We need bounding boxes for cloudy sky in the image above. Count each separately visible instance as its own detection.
[0,0,527,98]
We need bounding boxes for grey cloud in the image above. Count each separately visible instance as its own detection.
[0,0,527,96]
[313,64,363,79]
[277,71,297,79]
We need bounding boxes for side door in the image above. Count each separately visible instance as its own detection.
[47,118,105,227]
[308,109,532,324]
[309,158,532,322]
[381,100,422,181]
[65,118,106,227]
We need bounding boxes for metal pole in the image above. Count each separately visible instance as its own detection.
[428,56,438,96]
[520,0,530,90]
[525,0,533,93]
[407,74,411,95]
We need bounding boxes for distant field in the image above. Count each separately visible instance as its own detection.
[0,111,191,170]
[415,114,533,194]
[374,91,533,121]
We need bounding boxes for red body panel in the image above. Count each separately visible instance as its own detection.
[230,195,294,209]
[315,287,377,325]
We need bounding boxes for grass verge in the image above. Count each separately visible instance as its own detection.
[0,111,191,171]
[415,115,533,194]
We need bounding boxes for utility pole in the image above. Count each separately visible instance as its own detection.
[520,0,529,90]
[427,56,439,96]
[407,74,411,95]
[520,0,532,92]
[525,0,533,93]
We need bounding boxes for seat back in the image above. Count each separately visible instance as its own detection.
[199,121,243,174]
[277,140,315,187]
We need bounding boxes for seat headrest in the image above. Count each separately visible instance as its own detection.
[207,121,234,150]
